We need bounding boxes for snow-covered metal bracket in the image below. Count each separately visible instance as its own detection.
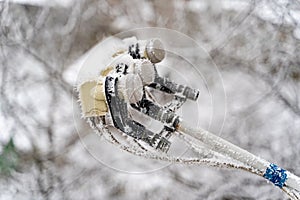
[78,37,199,153]
[78,37,300,200]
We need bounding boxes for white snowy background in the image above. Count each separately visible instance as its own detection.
[1,0,300,199]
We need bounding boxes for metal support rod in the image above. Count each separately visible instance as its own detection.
[176,119,300,196]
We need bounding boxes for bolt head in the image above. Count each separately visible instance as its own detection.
[145,39,165,63]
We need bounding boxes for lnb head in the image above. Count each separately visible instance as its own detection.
[145,39,165,63]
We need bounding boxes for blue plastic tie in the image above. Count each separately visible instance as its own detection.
[263,163,287,188]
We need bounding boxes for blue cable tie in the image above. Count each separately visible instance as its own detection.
[263,163,287,188]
